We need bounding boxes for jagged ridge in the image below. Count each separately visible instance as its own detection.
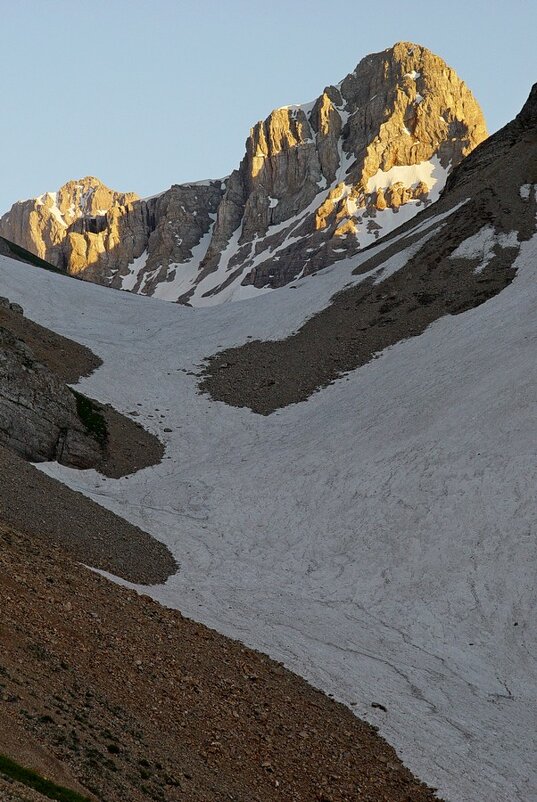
[0,43,487,306]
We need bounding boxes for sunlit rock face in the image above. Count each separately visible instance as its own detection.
[0,42,486,305]
[0,177,140,273]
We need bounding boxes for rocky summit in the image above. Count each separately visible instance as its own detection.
[0,176,139,274]
[0,42,486,305]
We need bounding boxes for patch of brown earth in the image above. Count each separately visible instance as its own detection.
[199,92,537,415]
[86,400,164,479]
[0,522,441,802]
[0,444,175,583]
[0,776,53,802]
[0,303,100,384]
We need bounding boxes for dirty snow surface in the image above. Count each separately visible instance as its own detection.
[1,218,536,802]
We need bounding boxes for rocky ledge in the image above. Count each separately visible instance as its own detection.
[0,309,104,469]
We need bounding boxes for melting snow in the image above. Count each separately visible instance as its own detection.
[184,157,451,305]
[141,190,165,202]
[366,158,446,196]
[120,251,148,291]
[277,98,317,118]
[188,225,243,306]
[151,227,215,302]
[48,205,67,227]
[2,204,536,801]
[450,226,519,273]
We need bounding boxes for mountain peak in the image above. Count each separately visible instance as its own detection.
[0,43,487,302]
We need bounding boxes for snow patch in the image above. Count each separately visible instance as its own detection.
[366,159,443,195]
[450,226,519,273]
[36,192,68,228]
[141,190,165,202]
[151,226,216,302]
[277,98,317,118]
[120,251,148,291]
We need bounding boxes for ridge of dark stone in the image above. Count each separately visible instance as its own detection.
[516,82,537,127]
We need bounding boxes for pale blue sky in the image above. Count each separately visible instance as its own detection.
[1,0,535,213]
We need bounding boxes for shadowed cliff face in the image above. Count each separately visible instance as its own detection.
[0,42,487,305]
[0,322,105,469]
[0,299,166,479]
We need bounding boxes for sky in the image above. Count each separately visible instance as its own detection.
[0,0,535,214]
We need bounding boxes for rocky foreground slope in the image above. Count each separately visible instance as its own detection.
[0,42,486,305]
[0,521,441,802]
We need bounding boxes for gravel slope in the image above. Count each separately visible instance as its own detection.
[1,522,441,802]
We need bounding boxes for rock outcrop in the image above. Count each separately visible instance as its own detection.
[0,309,105,468]
[0,177,139,272]
[0,42,487,305]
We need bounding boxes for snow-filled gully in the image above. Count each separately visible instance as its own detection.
[1,217,536,801]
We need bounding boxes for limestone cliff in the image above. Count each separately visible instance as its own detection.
[0,177,139,272]
[0,42,487,305]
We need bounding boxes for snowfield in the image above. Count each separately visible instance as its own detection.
[1,210,536,801]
